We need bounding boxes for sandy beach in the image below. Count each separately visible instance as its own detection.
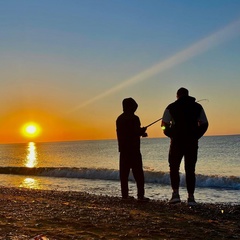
[0,187,239,240]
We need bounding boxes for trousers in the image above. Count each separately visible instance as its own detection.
[119,151,145,198]
[168,139,198,194]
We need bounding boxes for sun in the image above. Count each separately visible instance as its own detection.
[21,122,41,139]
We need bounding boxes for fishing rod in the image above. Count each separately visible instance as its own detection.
[197,99,209,103]
[145,99,209,128]
[145,118,162,128]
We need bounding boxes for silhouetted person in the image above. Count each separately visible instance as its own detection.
[116,97,149,201]
[161,88,208,206]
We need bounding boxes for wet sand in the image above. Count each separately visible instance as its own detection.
[0,187,239,239]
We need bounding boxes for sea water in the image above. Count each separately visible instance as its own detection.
[0,135,239,204]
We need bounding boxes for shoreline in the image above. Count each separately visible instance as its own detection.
[0,187,239,239]
[0,173,239,205]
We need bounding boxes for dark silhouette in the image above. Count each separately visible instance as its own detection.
[161,88,208,206]
[116,98,149,201]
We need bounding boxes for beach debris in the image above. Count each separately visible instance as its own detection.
[29,234,49,240]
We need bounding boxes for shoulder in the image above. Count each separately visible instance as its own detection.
[117,113,138,121]
[166,102,175,110]
[194,102,203,111]
[117,113,124,119]
[133,114,140,119]
[116,113,124,122]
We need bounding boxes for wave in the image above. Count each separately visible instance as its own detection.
[0,167,239,190]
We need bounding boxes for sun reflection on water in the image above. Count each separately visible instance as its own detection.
[20,177,40,189]
[25,142,38,168]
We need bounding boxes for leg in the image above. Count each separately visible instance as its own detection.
[184,143,198,196]
[120,153,131,198]
[131,152,145,198]
[168,141,184,193]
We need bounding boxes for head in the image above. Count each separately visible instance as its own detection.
[177,87,189,99]
[122,97,138,113]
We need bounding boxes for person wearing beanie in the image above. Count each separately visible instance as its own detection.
[116,97,149,201]
[161,88,208,206]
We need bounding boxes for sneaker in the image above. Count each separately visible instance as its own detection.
[187,197,197,206]
[138,197,150,202]
[169,192,181,204]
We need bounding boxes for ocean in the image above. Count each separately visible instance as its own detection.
[0,135,239,204]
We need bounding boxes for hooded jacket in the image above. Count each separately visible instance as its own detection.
[116,98,145,153]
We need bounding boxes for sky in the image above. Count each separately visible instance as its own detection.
[0,0,240,143]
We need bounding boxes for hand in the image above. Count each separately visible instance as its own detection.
[140,127,147,137]
[142,132,148,137]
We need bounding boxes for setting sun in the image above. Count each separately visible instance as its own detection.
[21,122,41,139]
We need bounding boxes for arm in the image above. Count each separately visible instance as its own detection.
[161,109,173,138]
[140,127,148,137]
[136,117,147,137]
[197,109,208,139]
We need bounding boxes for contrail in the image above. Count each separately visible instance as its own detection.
[69,18,240,112]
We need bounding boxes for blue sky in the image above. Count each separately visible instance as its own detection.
[0,1,240,142]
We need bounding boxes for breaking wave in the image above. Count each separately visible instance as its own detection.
[0,167,239,190]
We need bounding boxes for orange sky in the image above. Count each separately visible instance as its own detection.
[0,98,114,143]
[0,96,239,144]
